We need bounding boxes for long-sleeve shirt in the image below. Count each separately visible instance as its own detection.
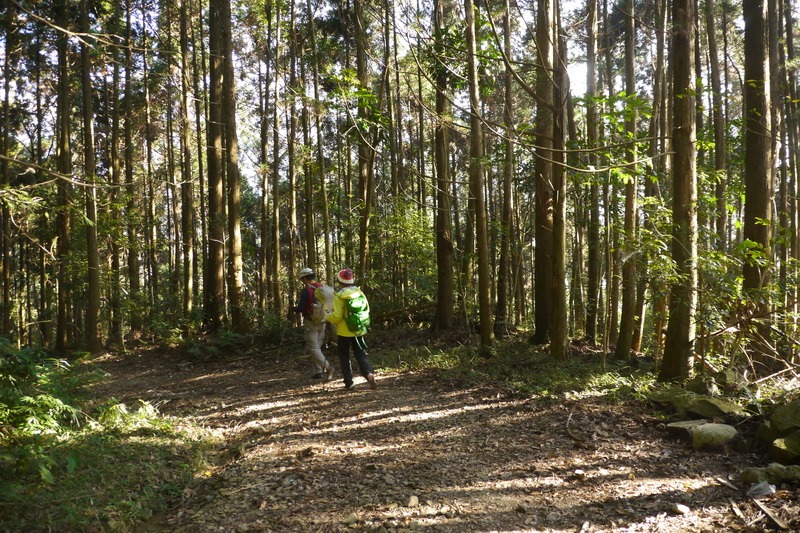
[326,286,367,337]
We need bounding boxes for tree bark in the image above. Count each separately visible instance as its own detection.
[204,0,226,332]
[706,0,728,251]
[742,0,773,306]
[355,0,375,279]
[270,0,283,314]
[532,0,555,345]
[496,0,515,335]
[179,0,195,328]
[55,0,73,352]
[1,2,14,338]
[306,0,332,281]
[221,0,245,333]
[465,0,493,350]
[80,0,101,352]
[108,0,123,345]
[550,19,568,361]
[585,0,600,344]
[124,0,141,335]
[661,0,697,382]
[433,0,454,332]
[614,0,637,361]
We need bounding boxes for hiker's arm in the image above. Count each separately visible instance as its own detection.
[290,288,308,314]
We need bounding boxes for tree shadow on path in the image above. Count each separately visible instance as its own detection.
[95,347,798,532]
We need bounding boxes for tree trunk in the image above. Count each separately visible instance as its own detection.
[742,0,773,354]
[108,0,123,345]
[55,0,72,352]
[706,0,728,251]
[646,0,668,358]
[124,0,141,335]
[433,0,454,332]
[532,0,555,345]
[142,3,158,321]
[661,0,697,382]
[496,0,515,335]
[464,0,493,350]
[785,0,800,351]
[550,20,568,361]
[287,0,299,285]
[80,0,101,352]
[270,0,283,315]
[614,0,637,361]
[192,0,206,310]
[1,2,14,338]
[355,0,375,279]
[306,0,332,281]
[205,0,226,332]
[221,0,245,333]
[585,0,600,344]
[179,0,195,328]
[258,55,270,312]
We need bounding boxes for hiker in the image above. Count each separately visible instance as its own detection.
[290,267,334,381]
[326,268,377,390]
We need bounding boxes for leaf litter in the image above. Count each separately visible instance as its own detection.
[93,348,800,532]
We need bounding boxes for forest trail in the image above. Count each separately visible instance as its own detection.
[94,346,798,532]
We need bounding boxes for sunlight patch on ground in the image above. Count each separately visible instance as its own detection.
[182,371,240,383]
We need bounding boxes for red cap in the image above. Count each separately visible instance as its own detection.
[336,268,354,284]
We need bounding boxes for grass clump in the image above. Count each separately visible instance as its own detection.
[0,340,212,531]
[374,335,656,401]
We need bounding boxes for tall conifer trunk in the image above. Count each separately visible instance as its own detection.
[204,0,226,332]
[465,0,493,349]
[742,0,774,362]
[661,0,697,381]
[433,0,454,331]
[532,0,555,345]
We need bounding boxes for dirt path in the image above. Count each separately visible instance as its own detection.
[95,348,798,532]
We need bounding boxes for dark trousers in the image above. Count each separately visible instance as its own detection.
[338,335,372,386]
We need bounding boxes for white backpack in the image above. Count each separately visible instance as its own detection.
[311,284,335,323]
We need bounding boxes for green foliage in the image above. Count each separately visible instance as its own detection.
[369,200,437,311]
[0,341,212,530]
[376,336,656,403]
[325,66,387,135]
[0,340,95,437]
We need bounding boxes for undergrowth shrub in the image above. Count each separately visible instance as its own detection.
[374,335,656,401]
[0,339,211,530]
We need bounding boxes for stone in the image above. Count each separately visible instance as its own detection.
[741,466,769,485]
[756,420,776,447]
[770,430,800,465]
[686,397,745,419]
[691,423,737,451]
[666,420,710,440]
[765,462,800,483]
[648,387,698,417]
[685,375,719,396]
[672,503,691,515]
[741,463,800,484]
[770,399,800,437]
[714,369,745,391]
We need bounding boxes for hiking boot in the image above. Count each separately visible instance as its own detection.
[325,364,334,382]
[344,382,356,390]
[366,373,377,390]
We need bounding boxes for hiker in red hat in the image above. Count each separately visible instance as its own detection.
[326,268,377,390]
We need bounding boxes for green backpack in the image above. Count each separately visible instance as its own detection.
[344,290,371,334]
